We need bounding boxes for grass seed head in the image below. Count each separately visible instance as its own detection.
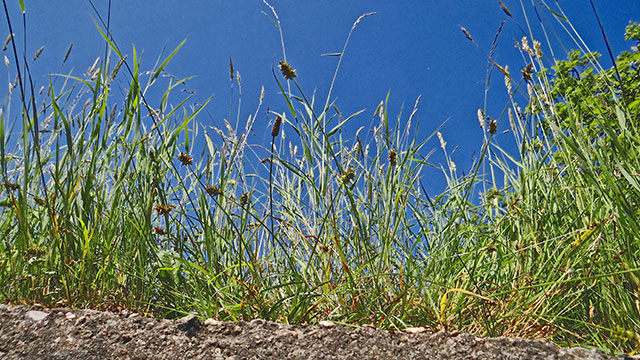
[437,132,447,151]
[461,26,473,41]
[279,60,297,79]
[522,37,534,57]
[240,192,249,207]
[533,40,543,59]
[498,0,512,17]
[110,56,125,82]
[2,33,13,51]
[508,108,516,132]
[62,43,73,63]
[477,109,486,130]
[33,46,45,61]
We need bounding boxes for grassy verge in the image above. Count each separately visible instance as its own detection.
[1,1,638,355]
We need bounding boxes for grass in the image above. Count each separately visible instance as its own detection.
[1,0,639,355]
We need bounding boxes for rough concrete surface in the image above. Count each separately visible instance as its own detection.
[0,304,631,359]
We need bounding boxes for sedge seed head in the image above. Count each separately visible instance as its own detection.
[178,152,193,166]
[271,115,282,137]
[341,168,356,185]
[155,204,175,215]
[488,119,498,134]
[205,185,223,197]
[34,196,47,206]
[3,181,19,192]
[388,149,397,167]
[522,62,533,82]
[279,61,297,80]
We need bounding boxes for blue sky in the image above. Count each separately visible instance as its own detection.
[2,1,638,193]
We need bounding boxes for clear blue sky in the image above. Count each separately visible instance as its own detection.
[2,1,638,193]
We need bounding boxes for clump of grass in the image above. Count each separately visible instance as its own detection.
[0,1,638,355]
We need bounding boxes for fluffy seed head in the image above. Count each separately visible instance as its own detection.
[522,37,534,57]
[533,40,543,59]
[508,108,516,132]
[477,109,486,130]
[437,132,447,151]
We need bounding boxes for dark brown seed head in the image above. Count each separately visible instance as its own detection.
[461,27,473,41]
[388,149,397,167]
[521,62,533,82]
[498,1,512,17]
[271,116,282,137]
[62,43,73,63]
[178,152,193,166]
[488,119,498,134]
[279,61,297,80]
[155,204,175,215]
[154,226,166,235]
[240,192,248,207]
